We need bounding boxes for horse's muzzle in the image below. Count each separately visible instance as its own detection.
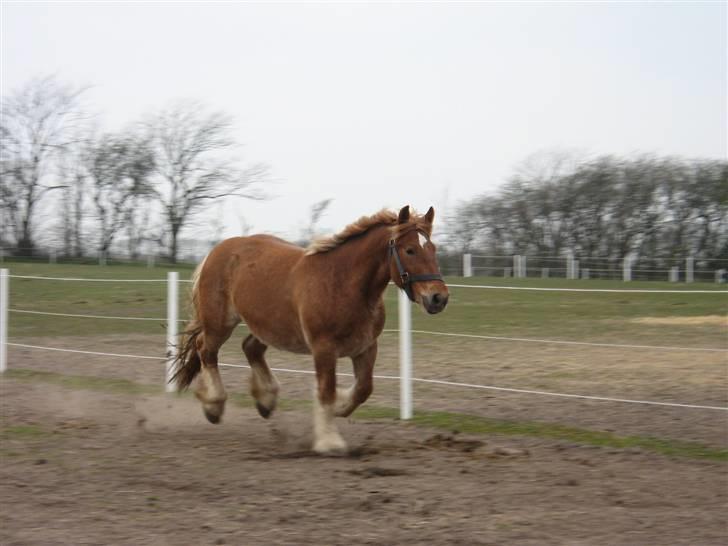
[422,292,449,314]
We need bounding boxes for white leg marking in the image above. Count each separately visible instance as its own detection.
[312,395,347,454]
[334,385,354,416]
[197,366,226,403]
[250,366,279,410]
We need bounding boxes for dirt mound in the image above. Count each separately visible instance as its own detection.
[631,315,727,326]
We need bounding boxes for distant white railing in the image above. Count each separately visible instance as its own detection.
[462,254,728,283]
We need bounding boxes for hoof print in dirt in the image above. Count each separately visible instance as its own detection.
[423,433,485,453]
[348,466,408,478]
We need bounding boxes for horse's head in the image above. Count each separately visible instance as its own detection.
[389,205,449,314]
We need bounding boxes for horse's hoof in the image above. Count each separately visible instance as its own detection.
[256,401,273,419]
[313,436,348,456]
[202,402,224,424]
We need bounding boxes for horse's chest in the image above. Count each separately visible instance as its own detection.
[330,307,385,357]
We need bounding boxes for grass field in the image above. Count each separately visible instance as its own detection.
[4,261,727,349]
[3,261,727,448]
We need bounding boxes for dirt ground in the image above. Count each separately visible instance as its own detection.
[2,342,727,545]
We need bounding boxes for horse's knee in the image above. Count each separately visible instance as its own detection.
[356,381,373,404]
[242,335,266,361]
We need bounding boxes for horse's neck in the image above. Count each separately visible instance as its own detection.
[333,226,392,305]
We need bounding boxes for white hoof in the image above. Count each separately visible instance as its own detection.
[313,433,348,455]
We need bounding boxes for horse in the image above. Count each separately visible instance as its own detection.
[171,205,449,454]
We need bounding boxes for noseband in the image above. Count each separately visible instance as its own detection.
[388,237,443,302]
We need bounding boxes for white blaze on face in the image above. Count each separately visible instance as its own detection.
[418,232,428,248]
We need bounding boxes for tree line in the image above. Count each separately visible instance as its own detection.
[1,76,269,263]
[447,153,728,268]
[3,77,726,267]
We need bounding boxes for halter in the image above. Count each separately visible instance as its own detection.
[388,235,443,302]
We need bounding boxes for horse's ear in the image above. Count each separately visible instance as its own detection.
[398,205,411,224]
[425,206,435,224]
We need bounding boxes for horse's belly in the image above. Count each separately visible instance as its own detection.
[242,315,311,355]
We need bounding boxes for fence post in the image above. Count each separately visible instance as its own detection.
[521,255,527,278]
[541,267,549,278]
[717,269,726,284]
[147,254,155,269]
[463,253,472,277]
[398,288,412,420]
[166,271,179,392]
[513,255,521,279]
[623,256,632,282]
[0,269,7,374]
[685,257,694,283]
[566,253,574,280]
[669,267,679,282]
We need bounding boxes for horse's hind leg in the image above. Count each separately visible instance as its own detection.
[195,330,233,424]
[242,335,280,419]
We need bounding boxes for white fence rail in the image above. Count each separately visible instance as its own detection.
[463,254,727,283]
[1,269,727,420]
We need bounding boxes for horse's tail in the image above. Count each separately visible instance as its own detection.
[169,256,207,391]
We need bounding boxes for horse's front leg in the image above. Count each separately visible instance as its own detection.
[335,342,376,418]
[312,346,347,454]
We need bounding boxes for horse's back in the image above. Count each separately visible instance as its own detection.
[202,234,309,352]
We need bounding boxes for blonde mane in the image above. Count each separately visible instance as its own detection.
[305,208,431,255]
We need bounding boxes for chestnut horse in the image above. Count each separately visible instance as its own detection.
[171,205,449,454]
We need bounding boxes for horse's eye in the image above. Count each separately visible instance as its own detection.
[405,247,416,256]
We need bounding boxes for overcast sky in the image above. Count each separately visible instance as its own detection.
[2,1,726,241]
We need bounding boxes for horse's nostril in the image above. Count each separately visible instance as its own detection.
[432,293,442,305]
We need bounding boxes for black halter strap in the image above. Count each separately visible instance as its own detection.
[388,237,443,302]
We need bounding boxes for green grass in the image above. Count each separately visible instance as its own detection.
[0,423,48,439]
[6,368,160,395]
[5,368,726,461]
[5,262,726,347]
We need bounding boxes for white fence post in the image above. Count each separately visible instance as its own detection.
[566,253,574,280]
[166,271,179,392]
[521,255,527,278]
[541,267,549,278]
[398,288,412,420]
[669,267,679,283]
[0,269,8,374]
[513,255,521,279]
[147,254,155,269]
[686,257,694,283]
[717,269,726,284]
[574,259,580,280]
[463,253,472,277]
[623,256,632,282]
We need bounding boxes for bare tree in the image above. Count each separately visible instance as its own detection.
[0,76,86,254]
[451,154,728,268]
[85,131,155,255]
[145,101,269,263]
[306,198,332,242]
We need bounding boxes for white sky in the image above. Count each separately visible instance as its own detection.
[2,1,726,241]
